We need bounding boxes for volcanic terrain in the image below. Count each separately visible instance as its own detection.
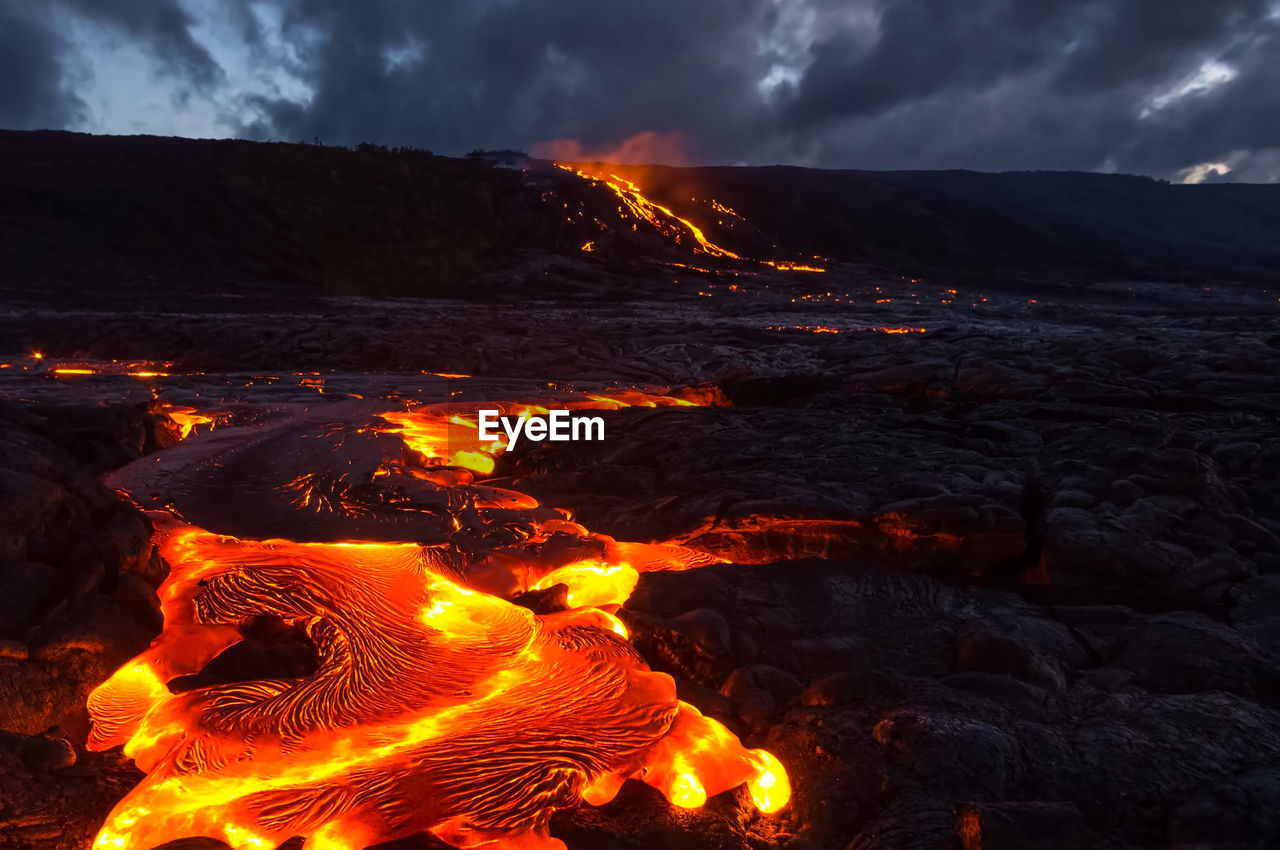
[1,131,1279,850]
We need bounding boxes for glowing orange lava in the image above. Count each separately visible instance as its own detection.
[556,163,825,272]
[375,391,695,475]
[760,260,827,274]
[558,164,741,259]
[89,524,787,850]
[89,388,790,849]
[159,404,216,440]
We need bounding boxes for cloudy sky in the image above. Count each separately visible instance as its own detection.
[2,0,1277,182]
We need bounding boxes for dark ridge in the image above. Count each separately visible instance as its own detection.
[3,130,1279,302]
[0,130,568,298]
[596,162,1280,283]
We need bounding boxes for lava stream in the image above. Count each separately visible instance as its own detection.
[89,389,791,850]
[556,163,825,272]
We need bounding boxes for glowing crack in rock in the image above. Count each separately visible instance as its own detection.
[89,390,790,849]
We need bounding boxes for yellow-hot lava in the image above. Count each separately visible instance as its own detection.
[89,524,786,850]
[159,404,216,440]
[89,387,790,850]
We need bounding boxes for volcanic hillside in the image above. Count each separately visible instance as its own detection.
[3,130,1279,300]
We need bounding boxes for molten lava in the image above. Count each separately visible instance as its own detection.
[556,163,825,272]
[89,525,786,850]
[88,388,791,850]
[376,391,695,476]
[557,164,741,259]
[760,260,827,274]
[160,404,216,439]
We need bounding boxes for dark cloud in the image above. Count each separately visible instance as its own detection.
[1115,14,1280,175]
[1051,0,1269,94]
[785,0,1085,125]
[773,0,1280,178]
[0,2,86,130]
[237,0,776,160]
[1,0,1278,181]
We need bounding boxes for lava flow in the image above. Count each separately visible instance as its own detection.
[88,390,791,850]
[158,404,215,440]
[556,164,824,272]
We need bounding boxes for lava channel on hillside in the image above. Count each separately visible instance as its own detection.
[87,390,790,850]
[554,163,826,273]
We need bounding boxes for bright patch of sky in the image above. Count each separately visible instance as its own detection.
[1176,160,1231,184]
[382,35,426,74]
[63,0,311,138]
[755,0,878,102]
[1141,58,1237,118]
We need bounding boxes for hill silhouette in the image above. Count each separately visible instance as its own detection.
[2,130,1277,299]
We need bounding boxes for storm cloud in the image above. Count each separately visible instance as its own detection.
[1,0,1277,181]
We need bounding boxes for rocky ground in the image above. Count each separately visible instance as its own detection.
[1,261,1279,850]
